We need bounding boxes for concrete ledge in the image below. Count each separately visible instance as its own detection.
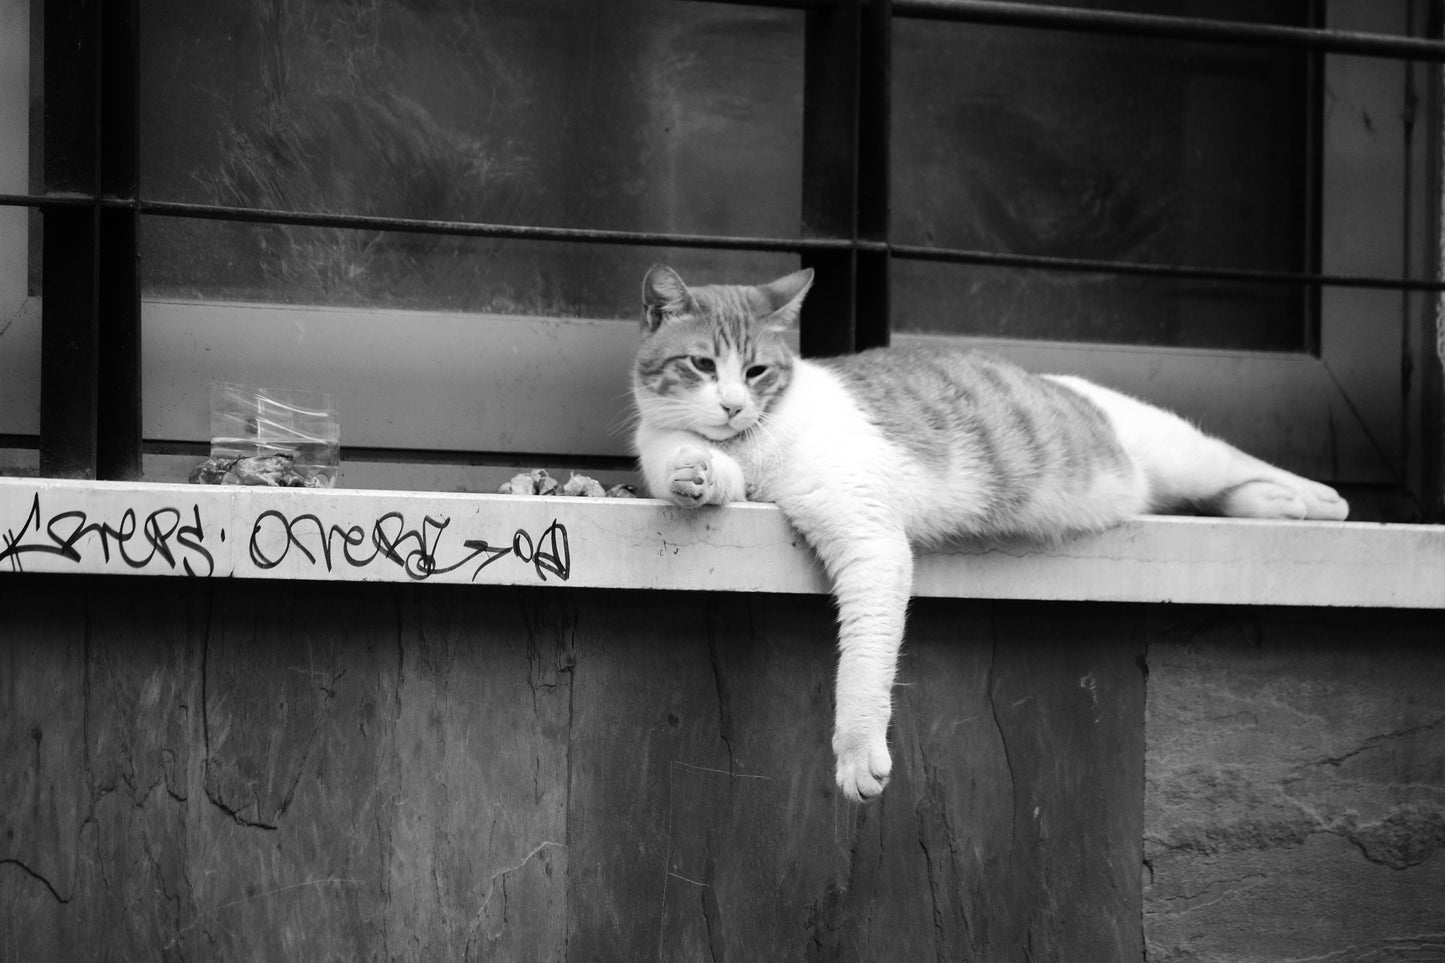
[1,477,1442,608]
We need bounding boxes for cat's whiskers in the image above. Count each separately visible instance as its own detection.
[738,406,778,446]
[609,388,644,439]
[633,394,708,433]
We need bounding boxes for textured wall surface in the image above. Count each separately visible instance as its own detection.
[0,574,1144,962]
[1144,610,1445,962]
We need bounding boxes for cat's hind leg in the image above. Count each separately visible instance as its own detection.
[1207,466,1347,520]
[1046,376,1348,521]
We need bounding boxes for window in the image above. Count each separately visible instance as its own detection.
[893,1,1315,351]
[0,0,38,469]
[888,1,1441,522]
[3,0,1441,520]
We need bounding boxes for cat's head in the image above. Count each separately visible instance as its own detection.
[633,264,812,442]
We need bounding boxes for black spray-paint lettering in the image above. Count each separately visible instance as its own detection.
[247,509,571,583]
[1,494,216,577]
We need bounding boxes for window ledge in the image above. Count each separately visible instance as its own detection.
[2,477,1441,609]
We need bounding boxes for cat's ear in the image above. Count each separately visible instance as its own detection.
[641,264,693,333]
[757,268,814,330]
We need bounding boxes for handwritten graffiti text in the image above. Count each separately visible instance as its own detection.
[246,509,571,582]
[1,494,216,577]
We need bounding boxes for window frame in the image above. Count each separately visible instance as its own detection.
[0,0,37,449]
[1,0,1442,516]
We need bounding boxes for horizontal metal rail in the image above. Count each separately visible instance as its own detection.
[0,191,846,251]
[0,192,97,209]
[143,438,640,472]
[5,194,1439,293]
[676,0,822,8]
[893,0,1445,61]
[146,199,853,254]
[887,243,1445,294]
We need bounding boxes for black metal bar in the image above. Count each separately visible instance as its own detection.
[39,0,101,479]
[335,447,640,474]
[855,0,891,351]
[0,192,98,209]
[889,243,1445,294]
[1423,0,1445,521]
[2,193,858,254]
[41,4,98,196]
[675,0,823,8]
[145,439,640,474]
[17,196,1441,296]
[97,0,142,480]
[800,0,861,357]
[1303,0,1328,354]
[0,434,41,450]
[135,199,853,254]
[3,192,852,254]
[18,195,1442,296]
[40,205,101,479]
[893,0,1445,61]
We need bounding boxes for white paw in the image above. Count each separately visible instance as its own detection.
[1219,480,1307,520]
[1299,480,1349,521]
[834,728,891,802]
[667,445,714,506]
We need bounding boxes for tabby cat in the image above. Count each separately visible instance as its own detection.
[631,264,1348,801]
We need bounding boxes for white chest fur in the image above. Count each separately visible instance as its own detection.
[722,360,992,545]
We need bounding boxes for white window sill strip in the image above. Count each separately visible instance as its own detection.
[1,477,1441,609]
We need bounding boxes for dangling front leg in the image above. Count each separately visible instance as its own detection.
[637,427,746,507]
[799,513,914,801]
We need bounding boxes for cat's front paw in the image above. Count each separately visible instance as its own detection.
[667,445,714,506]
[834,728,891,802]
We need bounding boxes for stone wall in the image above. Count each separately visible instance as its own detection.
[2,573,1442,961]
[1,574,1145,962]
[1144,610,1445,962]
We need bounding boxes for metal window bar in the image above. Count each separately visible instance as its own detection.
[17,0,1442,476]
[31,0,141,481]
[5,195,1441,295]
[893,0,1445,62]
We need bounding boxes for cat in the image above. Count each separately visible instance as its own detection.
[631,263,1349,801]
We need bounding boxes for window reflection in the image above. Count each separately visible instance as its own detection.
[139,0,802,313]
[891,1,1312,350]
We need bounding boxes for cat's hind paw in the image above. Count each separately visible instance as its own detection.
[1299,480,1349,521]
[834,730,891,802]
[1219,479,1349,521]
[1218,480,1308,519]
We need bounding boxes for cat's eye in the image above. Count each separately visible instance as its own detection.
[690,356,717,374]
[746,364,769,380]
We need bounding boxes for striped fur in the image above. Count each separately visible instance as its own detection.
[632,265,1349,801]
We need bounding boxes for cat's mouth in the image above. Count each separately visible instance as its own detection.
[694,422,743,442]
[695,415,756,442]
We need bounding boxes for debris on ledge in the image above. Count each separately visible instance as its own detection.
[499,468,637,499]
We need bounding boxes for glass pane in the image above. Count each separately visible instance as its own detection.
[893,261,1307,352]
[140,216,799,454]
[892,1,1312,350]
[138,0,803,284]
[140,216,794,318]
[0,0,39,443]
[0,0,26,197]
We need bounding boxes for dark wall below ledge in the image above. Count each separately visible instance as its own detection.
[1143,609,1445,963]
[0,574,1440,962]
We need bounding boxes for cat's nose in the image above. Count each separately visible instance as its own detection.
[718,385,747,420]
